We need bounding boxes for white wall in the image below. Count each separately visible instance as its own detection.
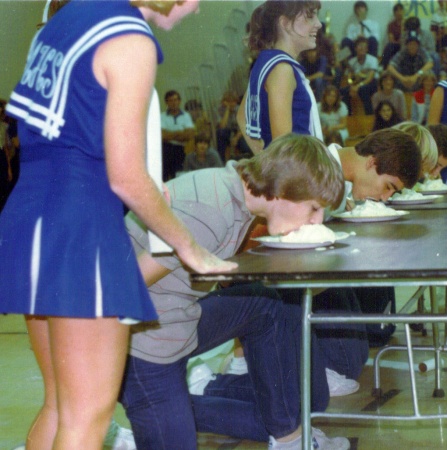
[0,0,47,100]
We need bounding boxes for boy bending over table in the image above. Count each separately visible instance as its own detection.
[121,133,352,450]
[322,128,422,348]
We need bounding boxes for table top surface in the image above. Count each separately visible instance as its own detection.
[191,209,447,285]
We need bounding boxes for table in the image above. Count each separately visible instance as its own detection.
[191,209,447,450]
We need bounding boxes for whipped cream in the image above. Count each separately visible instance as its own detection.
[279,224,336,243]
[391,188,425,201]
[415,179,447,191]
[343,200,399,217]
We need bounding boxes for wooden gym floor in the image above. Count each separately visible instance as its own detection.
[1,287,447,450]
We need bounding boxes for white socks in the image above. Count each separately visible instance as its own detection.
[268,434,302,449]
[226,356,248,375]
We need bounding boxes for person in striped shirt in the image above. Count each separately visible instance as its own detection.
[122,133,351,450]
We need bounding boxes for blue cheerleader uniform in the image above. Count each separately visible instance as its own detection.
[0,1,159,321]
[244,49,313,147]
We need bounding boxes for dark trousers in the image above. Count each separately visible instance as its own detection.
[191,287,368,443]
[162,142,185,181]
[341,79,378,115]
[119,285,368,447]
[381,43,400,69]
[119,283,330,449]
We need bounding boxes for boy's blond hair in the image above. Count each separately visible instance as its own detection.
[392,121,438,175]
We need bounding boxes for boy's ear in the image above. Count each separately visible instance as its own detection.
[365,156,377,171]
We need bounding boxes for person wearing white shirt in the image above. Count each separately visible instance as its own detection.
[161,90,195,181]
[341,1,380,57]
[340,37,379,115]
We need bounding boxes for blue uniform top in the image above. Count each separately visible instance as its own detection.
[244,49,312,147]
[7,0,162,157]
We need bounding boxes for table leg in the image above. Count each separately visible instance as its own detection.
[429,286,445,397]
[301,287,313,450]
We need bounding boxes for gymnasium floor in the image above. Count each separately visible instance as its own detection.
[1,287,447,450]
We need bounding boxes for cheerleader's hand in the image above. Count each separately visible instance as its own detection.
[176,240,238,274]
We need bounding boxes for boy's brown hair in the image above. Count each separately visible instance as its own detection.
[355,129,422,188]
[236,133,344,210]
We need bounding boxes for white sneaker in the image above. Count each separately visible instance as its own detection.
[325,368,359,397]
[268,427,350,450]
[11,446,25,450]
[111,426,137,450]
[187,363,216,395]
[311,427,350,450]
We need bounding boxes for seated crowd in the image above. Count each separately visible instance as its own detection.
[301,0,447,148]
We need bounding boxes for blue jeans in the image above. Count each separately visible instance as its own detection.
[119,283,329,449]
[313,288,369,379]
[189,288,368,442]
[192,373,270,442]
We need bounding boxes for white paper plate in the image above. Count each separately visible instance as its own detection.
[417,189,447,195]
[388,195,442,205]
[252,232,349,249]
[333,211,409,222]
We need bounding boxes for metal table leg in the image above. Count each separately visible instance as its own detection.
[301,287,313,450]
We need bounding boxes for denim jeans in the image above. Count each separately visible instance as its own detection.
[188,288,368,443]
[119,283,329,449]
[192,373,270,442]
[313,288,369,380]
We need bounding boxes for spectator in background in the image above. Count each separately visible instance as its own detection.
[300,48,327,101]
[341,36,378,115]
[388,3,405,45]
[405,17,439,77]
[431,0,447,52]
[412,71,437,124]
[161,90,195,181]
[383,16,439,77]
[341,1,380,57]
[372,70,407,120]
[373,100,402,131]
[184,99,212,139]
[184,99,213,156]
[317,24,342,89]
[381,3,405,69]
[216,91,240,162]
[318,85,349,144]
[183,133,223,172]
[388,33,433,92]
[217,91,252,162]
